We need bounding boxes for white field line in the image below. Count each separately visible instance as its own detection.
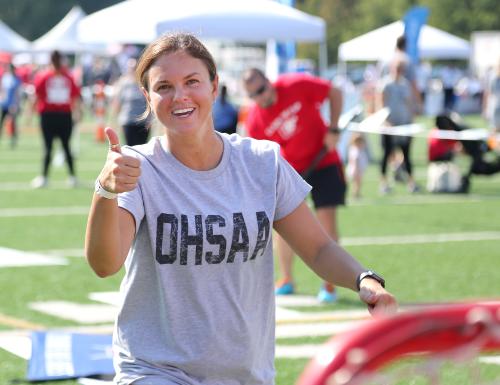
[29,301,118,324]
[0,163,103,173]
[0,333,32,360]
[349,194,497,206]
[0,206,89,217]
[27,231,500,260]
[44,248,86,257]
[0,247,67,267]
[342,231,500,246]
[0,181,93,191]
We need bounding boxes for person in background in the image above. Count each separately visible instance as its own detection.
[85,32,396,385]
[433,112,500,193]
[483,58,500,132]
[346,132,369,199]
[112,58,151,146]
[31,50,81,188]
[242,68,345,303]
[213,83,238,135]
[0,63,22,148]
[416,61,432,108]
[380,35,422,113]
[440,64,460,111]
[378,59,420,194]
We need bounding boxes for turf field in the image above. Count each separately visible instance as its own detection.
[0,113,499,384]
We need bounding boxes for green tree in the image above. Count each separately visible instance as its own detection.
[296,0,500,66]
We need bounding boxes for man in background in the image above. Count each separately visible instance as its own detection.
[243,68,344,303]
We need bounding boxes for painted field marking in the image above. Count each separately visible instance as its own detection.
[29,301,118,324]
[0,247,68,268]
[43,248,86,257]
[350,194,499,206]
[26,230,500,262]
[0,182,93,192]
[88,292,121,307]
[0,206,89,217]
[0,332,32,359]
[342,231,500,246]
[0,163,103,173]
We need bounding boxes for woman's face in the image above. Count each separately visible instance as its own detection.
[144,51,218,136]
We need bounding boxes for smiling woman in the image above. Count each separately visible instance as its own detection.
[84,32,395,385]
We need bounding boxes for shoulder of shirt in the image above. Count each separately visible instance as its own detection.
[224,133,280,155]
[121,137,160,161]
[276,72,322,86]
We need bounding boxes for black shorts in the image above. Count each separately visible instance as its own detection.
[305,164,346,208]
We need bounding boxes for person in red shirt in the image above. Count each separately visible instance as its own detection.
[31,50,81,188]
[428,129,458,162]
[243,68,344,303]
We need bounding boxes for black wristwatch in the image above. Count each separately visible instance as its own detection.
[328,126,341,134]
[356,270,385,291]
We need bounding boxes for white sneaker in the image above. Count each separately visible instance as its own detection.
[68,176,79,188]
[31,176,48,189]
[379,184,392,195]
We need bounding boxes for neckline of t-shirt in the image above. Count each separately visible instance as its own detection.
[158,132,230,180]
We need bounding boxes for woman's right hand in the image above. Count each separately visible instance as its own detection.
[98,127,141,194]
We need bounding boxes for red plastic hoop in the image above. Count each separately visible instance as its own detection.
[296,301,500,385]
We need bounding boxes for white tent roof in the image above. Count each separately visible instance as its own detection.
[0,19,30,52]
[78,0,326,44]
[338,21,470,61]
[32,6,105,53]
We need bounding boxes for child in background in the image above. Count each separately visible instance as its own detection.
[346,132,369,199]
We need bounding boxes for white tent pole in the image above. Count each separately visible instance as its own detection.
[318,40,328,77]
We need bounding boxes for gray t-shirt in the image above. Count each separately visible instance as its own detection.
[381,76,413,126]
[115,76,149,126]
[115,133,311,385]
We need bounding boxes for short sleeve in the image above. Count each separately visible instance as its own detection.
[117,149,145,234]
[274,154,311,221]
[117,186,145,235]
[295,75,330,105]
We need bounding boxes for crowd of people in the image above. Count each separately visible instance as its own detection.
[1,36,498,195]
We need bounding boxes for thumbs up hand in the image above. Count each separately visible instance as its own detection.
[97,127,141,194]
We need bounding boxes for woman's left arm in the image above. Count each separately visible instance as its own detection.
[274,201,397,315]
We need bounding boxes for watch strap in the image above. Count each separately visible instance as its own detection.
[95,178,118,199]
[356,270,385,291]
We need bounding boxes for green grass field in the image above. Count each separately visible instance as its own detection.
[0,113,499,384]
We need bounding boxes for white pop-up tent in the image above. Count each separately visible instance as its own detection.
[0,19,30,52]
[78,0,327,70]
[31,5,105,53]
[78,0,325,44]
[338,21,471,62]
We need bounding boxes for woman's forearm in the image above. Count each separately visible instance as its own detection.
[85,194,127,277]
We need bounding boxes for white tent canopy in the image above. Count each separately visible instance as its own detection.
[78,0,325,44]
[0,19,30,52]
[32,5,105,53]
[78,0,328,75]
[338,21,471,62]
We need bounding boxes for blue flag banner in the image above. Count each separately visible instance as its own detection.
[403,6,429,64]
[27,331,114,381]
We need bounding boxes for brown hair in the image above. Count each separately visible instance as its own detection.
[242,67,266,84]
[136,32,217,91]
[50,50,63,70]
